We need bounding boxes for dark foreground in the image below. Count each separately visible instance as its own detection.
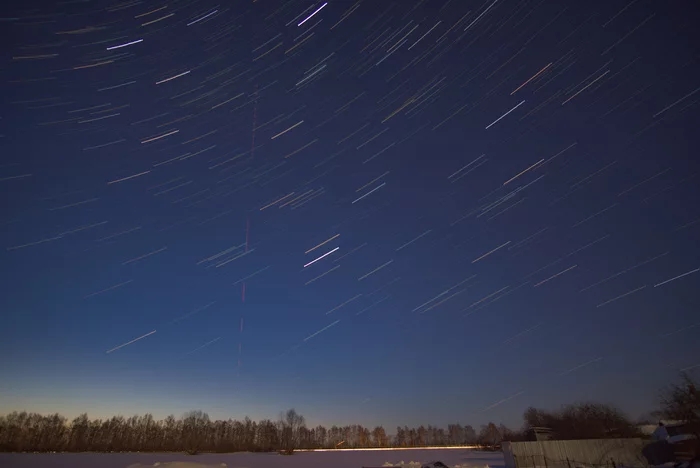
[0,448,504,468]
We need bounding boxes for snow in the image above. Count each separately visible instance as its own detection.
[380,461,491,468]
[0,448,504,468]
[128,463,228,468]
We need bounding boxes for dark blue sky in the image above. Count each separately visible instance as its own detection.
[1,0,699,430]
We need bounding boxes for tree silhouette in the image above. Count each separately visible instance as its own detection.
[0,404,585,453]
[522,402,640,440]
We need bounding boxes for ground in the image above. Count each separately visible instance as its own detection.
[0,448,505,468]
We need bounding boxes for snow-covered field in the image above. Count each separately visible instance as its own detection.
[0,448,504,468]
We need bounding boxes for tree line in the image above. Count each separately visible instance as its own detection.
[1,373,697,453]
[0,408,479,453]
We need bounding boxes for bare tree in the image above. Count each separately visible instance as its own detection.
[417,425,427,446]
[478,422,502,448]
[256,418,278,451]
[278,408,305,453]
[658,373,700,460]
[182,410,210,454]
[499,423,526,442]
[394,426,407,447]
[314,424,327,448]
[659,373,700,429]
[522,403,640,440]
[465,425,477,444]
[371,426,388,447]
[447,424,464,445]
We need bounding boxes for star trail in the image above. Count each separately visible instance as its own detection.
[1,0,699,430]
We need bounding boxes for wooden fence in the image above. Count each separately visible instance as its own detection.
[503,439,650,468]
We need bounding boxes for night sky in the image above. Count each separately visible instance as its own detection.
[2,0,699,431]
